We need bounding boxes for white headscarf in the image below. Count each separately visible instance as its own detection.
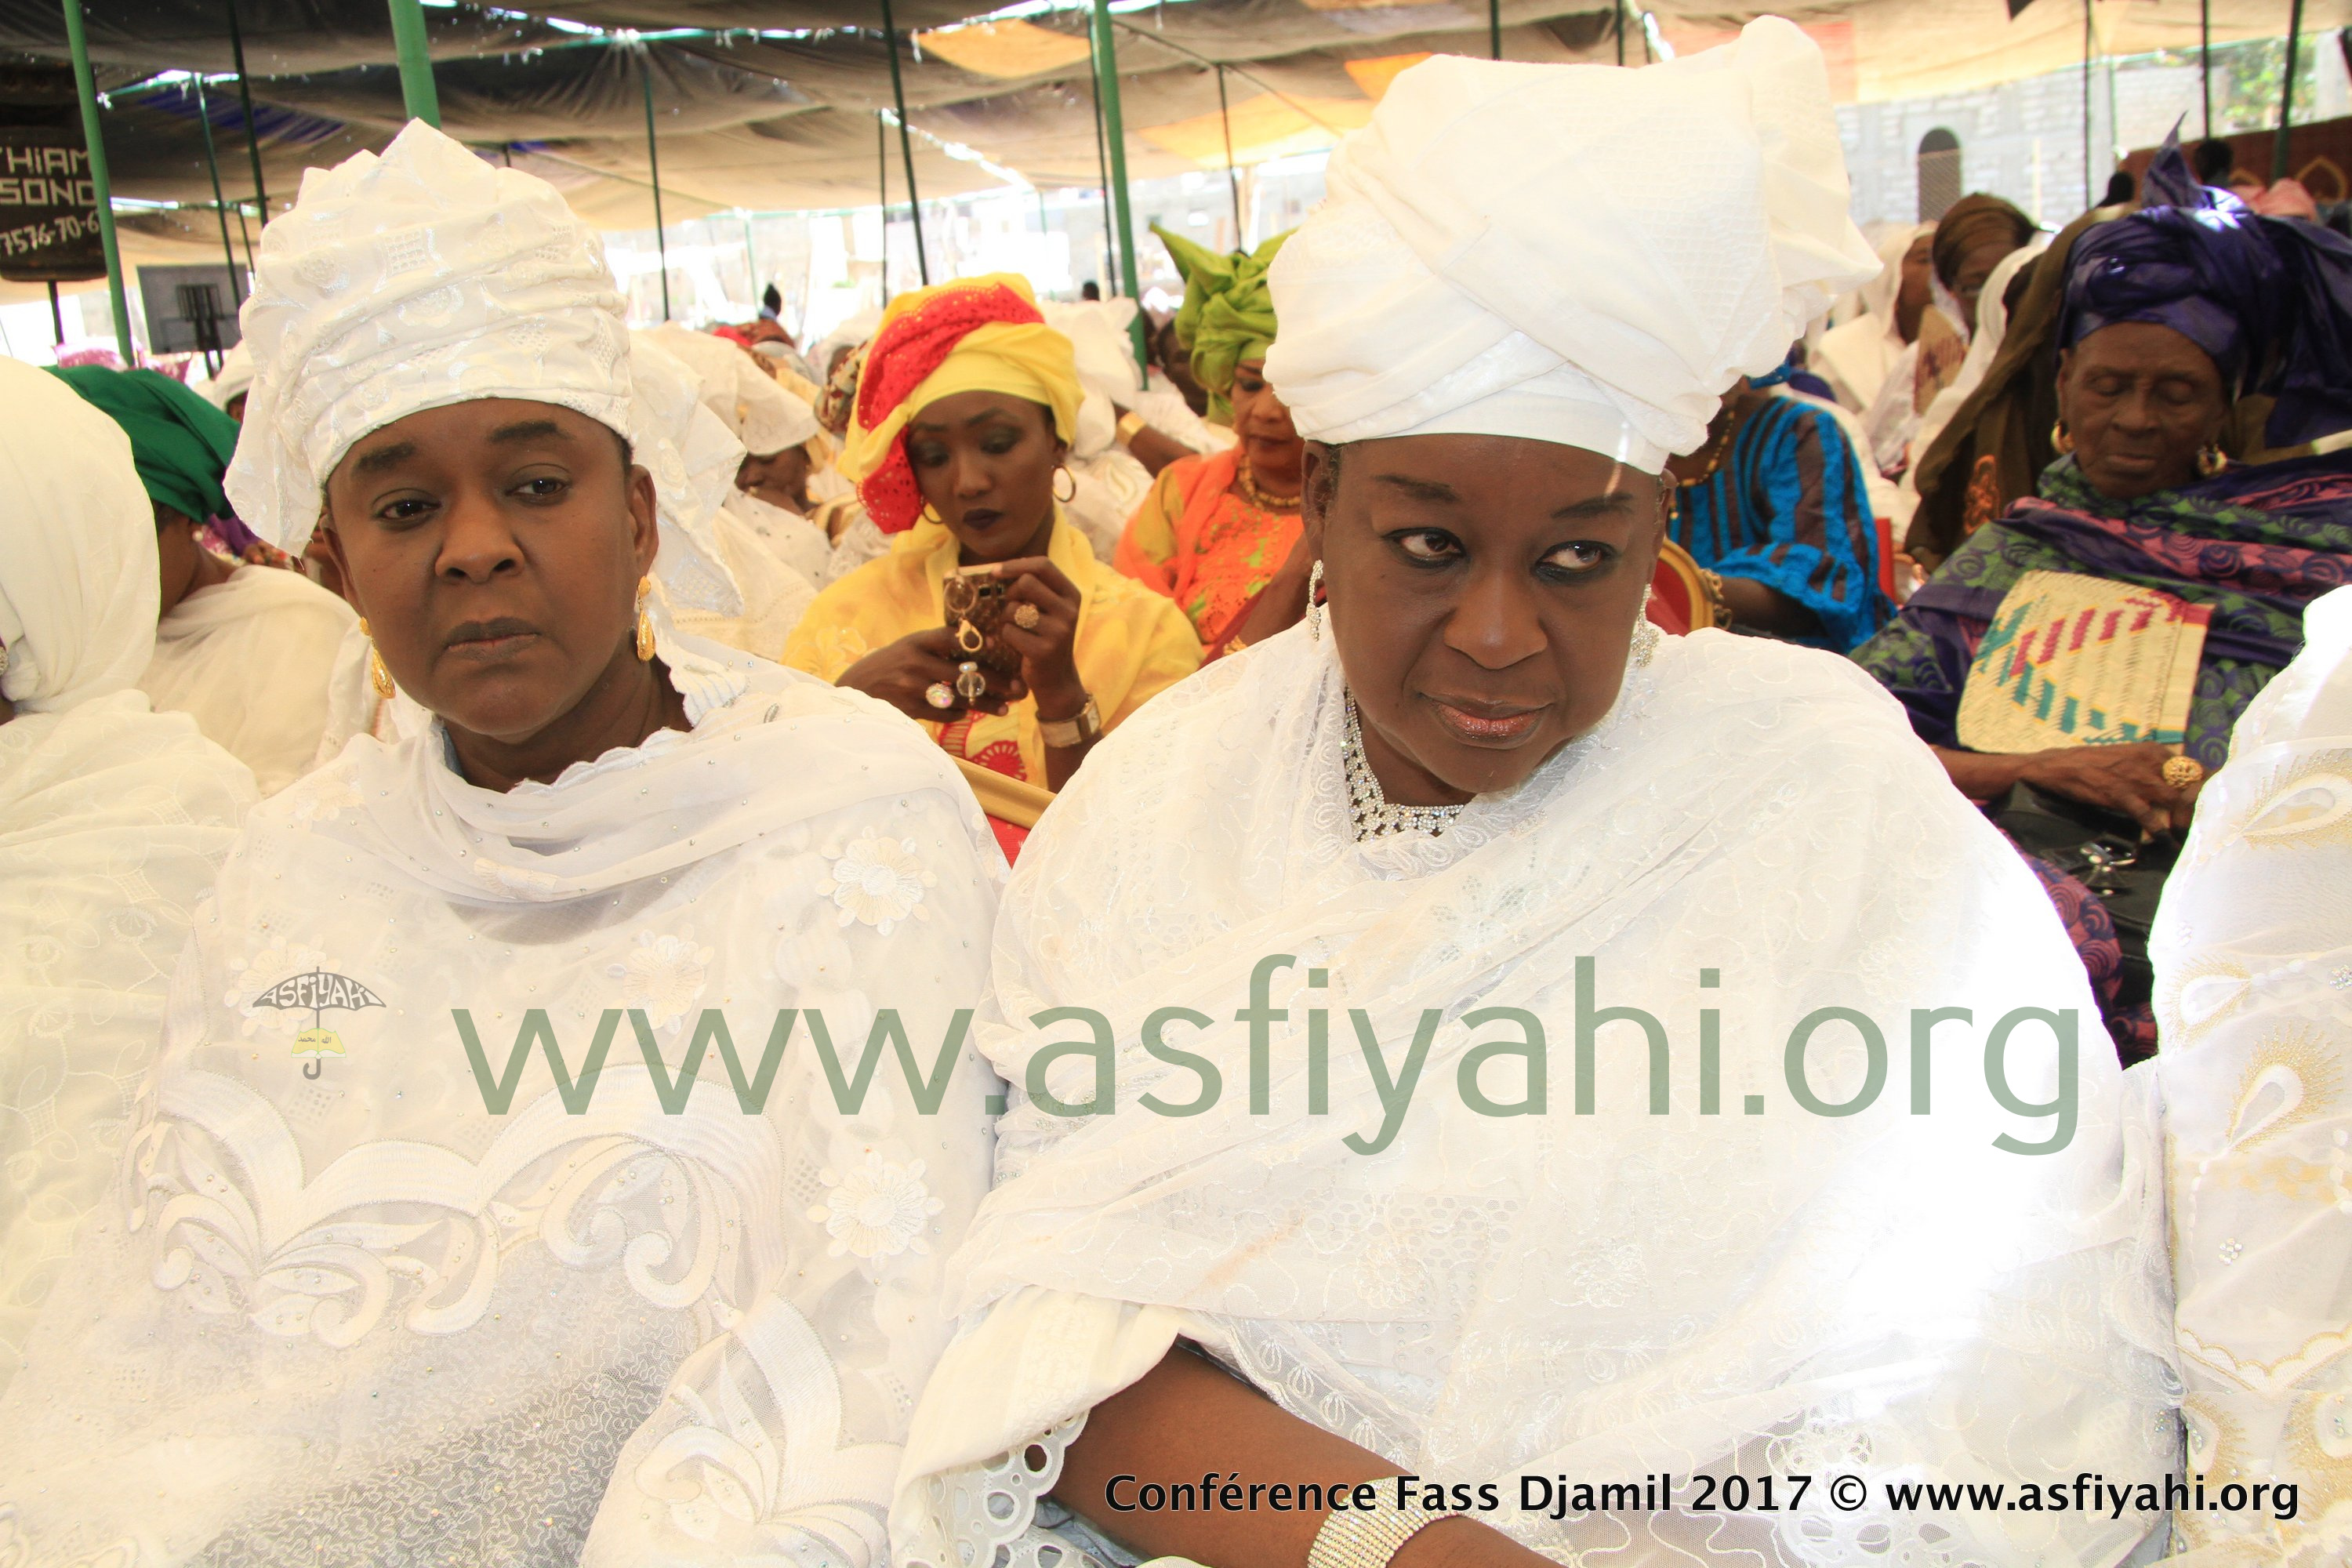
[1813,223,1931,413]
[631,336,820,659]
[637,321,820,459]
[0,359,159,714]
[202,341,254,413]
[226,119,737,613]
[1265,19,1880,472]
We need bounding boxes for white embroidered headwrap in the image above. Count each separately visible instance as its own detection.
[225,119,737,612]
[1265,18,1881,472]
[636,322,820,458]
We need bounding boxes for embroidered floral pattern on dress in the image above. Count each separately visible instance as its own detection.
[809,1152,942,1259]
[609,929,715,1029]
[286,769,366,826]
[130,1073,752,1348]
[818,832,935,935]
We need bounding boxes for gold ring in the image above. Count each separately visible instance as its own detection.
[924,681,956,710]
[2163,755,2205,789]
[1012,601,1043,631]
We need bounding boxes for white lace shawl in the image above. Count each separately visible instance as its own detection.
[2154,586,2352,1566]
[892,623,2176,1567]
[0,695,254,1392]
[0,637,1004,1566]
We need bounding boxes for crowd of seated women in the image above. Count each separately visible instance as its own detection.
[1,31,2347,1568]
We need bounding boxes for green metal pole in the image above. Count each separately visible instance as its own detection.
[878,0,930,286]
[2199,0,2211,140]
[59,0,133,364]
[2082,0,2093,210]
[192,76,244,307]
[2274,0,2306,181]
[641,53,670,321]
[224,0,269,221]
[1489,0,1502,60]
[1089,0,1145,369]
[386,0,441,127]
[1216,64,1242,248]
[1086,54,1116,293]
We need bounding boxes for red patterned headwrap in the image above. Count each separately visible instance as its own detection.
[835,274,1081,533]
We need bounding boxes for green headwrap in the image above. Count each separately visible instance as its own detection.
[1155,224,1291,422]
[47,365,241,524]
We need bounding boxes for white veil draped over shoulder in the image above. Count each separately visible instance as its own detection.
[894,622,2176,1567]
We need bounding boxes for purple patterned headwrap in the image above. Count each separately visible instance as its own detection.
[2060,136,2352,447]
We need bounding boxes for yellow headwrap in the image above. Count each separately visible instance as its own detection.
[835,274,1083,532]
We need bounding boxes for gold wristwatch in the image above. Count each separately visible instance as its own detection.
[1037,695,1102,749]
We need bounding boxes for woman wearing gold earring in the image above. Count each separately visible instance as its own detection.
[783,275,1201,813]
[1856,135,2352,1058]
[0,126,1005,1559]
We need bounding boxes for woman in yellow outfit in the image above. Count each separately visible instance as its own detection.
[783,274,1201,801]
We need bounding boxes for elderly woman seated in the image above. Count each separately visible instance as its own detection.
[784,277,1201,804]
[1853,143,2352,1054]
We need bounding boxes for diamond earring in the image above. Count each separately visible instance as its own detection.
[1631,591,1663,668]
[1306,560,1325,642]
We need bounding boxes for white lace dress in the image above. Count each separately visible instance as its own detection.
[891,622,2177,1567]
[2155,585,2352,1566]
[0,637,1002,1566]
[0,695,254,1392]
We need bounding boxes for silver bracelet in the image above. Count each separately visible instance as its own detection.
[1307,1479,1462,1568]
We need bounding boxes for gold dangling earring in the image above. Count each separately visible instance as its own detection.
[2197,443,2229,478]
[1052,463,1078,505]
[634,577,656,662]
[358,617,395,699]
[2049,418,2074,456]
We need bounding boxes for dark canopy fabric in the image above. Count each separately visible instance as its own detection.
[0,0,1640,267]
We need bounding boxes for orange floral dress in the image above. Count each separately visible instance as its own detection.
[1112,446,1302,648]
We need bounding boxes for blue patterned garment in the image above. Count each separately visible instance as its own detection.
[1668,394,1894,652]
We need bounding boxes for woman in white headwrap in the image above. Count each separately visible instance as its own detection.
[0,122,1000,1565]
[201,341,254,421]
[639,320,836,584]
[628,331,819,661]
[891,27,2173,1568]
[2151,583,2351,1566]
[0,361,256,1392]
[1811,223,1929,414]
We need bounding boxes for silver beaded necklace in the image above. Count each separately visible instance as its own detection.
[1341,696,1467,841]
